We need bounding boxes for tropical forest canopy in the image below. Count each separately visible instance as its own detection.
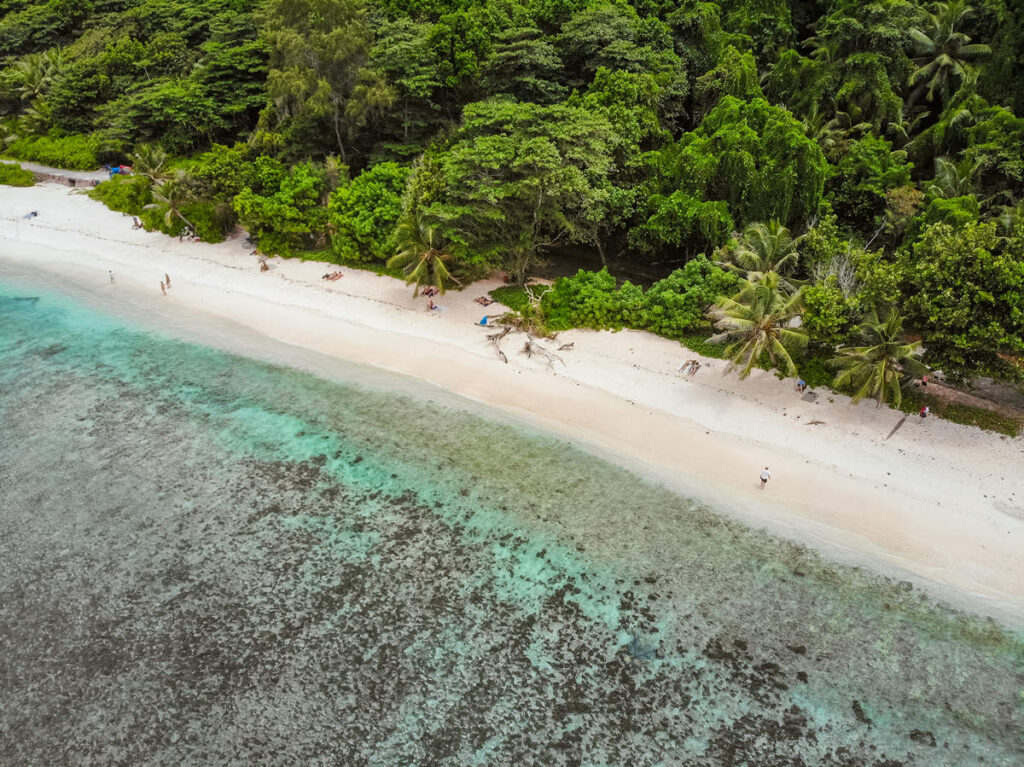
[2,0,1024,381]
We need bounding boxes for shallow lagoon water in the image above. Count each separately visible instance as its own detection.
[0,277,1022,766]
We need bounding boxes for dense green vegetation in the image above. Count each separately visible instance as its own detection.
[0,158,32,184]
[2,0,1024,389]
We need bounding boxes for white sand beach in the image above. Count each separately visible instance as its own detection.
[2,182,1023,626]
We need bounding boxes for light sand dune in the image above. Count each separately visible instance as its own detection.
[2,183,1023,626]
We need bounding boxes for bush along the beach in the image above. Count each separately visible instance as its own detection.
[488,286,533,314]
[89,175,153,215]
[637,258,738,338]
[540,263,733,338]
[898,389,1020,437]
[5,134,99,170]
[542,268,644,332]
[0,161,33,186]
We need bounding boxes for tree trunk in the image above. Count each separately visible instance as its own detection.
[332,104,348,164]
[596,240,607,267]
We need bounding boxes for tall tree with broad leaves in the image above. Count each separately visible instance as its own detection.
[428,99,617,284]
[926,153,984,198]
[261,0,393,162]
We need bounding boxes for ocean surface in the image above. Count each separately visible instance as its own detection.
[0,272,1022,766]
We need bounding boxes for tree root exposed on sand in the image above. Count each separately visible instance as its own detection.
[486,326,512,363]
[485,323,567,370]
[520,337,565,370]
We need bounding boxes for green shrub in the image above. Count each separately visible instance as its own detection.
[636,257,737,338]
[233,161,329,255]
[802,280,858,346]
[88,175,153,215]
[328,162,409,263]
[539,261,736,340]
[794,350,834,388]
[941,405,1020,437]
[678,332,728,359]
[489,285,532,313]
[0,161,34,186]
[5,133,100,170]
[542,268,644,331]
[898,388,1020,436]
[180,200,232,243]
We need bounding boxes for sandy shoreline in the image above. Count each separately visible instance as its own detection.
[2,183,1023,627]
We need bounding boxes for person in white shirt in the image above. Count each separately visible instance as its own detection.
[760,466,771,489]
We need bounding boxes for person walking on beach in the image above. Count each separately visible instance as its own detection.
[760,466,771,489]
[160,280,166,296]
[109,270,115,284]
[164,273,171,289]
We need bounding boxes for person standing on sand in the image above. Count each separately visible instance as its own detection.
[760,466,771,489]
[919,405,929,420]
[160,281,166,296]
[109,271,115,284]
[164,273,171,289]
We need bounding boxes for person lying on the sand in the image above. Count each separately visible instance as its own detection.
[132,216,143,229]
[321,271,343,281]
[474,296,495,306]
[421,286,439,297]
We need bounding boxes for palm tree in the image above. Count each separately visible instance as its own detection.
[131,144,169,182]
[926,153,983,198]
[13,48,62,102]
[806,37,839,64]
[710,272,808,379]
[906,67,984,162]
[907,0,990,105]
[830,307,928,407]
[144,172,195,234]
[803,105,870,155]
[18,98,52,135]
[716,220,802,293]
[387,209,460,296]
[886,105,928,148]
[996,198,1024,235]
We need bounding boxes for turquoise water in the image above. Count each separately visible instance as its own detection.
[0,276,1022,766]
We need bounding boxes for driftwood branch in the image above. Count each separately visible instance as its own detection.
[519,336,565,369]
[486,326,512,363]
